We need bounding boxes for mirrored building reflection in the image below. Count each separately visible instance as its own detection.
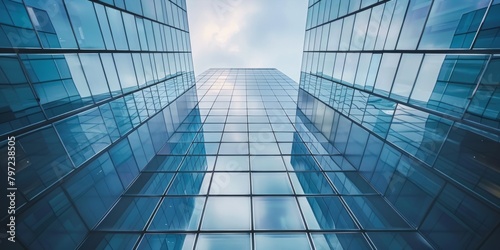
[301,0,500,249]
[1,0,500,249]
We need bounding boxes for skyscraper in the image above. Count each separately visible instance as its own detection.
[300,0,499,249]
[1,0,499,249]
[0,0,196,248]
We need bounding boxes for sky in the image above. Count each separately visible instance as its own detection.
[186,0,308,83]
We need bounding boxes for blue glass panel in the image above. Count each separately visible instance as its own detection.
[289,172,335,194]
[64,152,123,228]
[4,1,32,29]
[196,234,251,250]
[109,139,139,188]
[434,123,500,206]
[123,12,140,50]
[420,184,499,249]
[215,156,249,171]
[368,232,433,249]
[391,54,423,101]
[465,56,500,129]
[370,144,400,194]
[210,173,249,194]
[387,104,452,165]
[327,172,376,194]
[0,126,73,199]
[144,156,183,171]
[179,155,213,171]
[80,233,139,250]
[65,0,105,48]
[149,197,205,231]
[250,155,286,170]
[138,234,195,250]
[148,111,169,152]
[125,0,143,14]
[311,233,371,250]
[0,55,44,133]
[397,0,431,49]
[299,196,357,230]
[24,0,77,48]
[126,173,174,195]
[98,197,159,230]
[167,173,212,195]
[420,0,489,49]
[106,7,128,50]
[79,53,110,101]
[252,173,293,194]
[254,234,311,250]
[202,197,251,230]
[362,95,395,138]
[344,196,410,229]
[17,188,87,249]
[253,197,305,230]
[113,53,138,92]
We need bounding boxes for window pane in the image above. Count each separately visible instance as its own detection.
[252,173,293,194]
[253,197,305,230]
[255,234,311,250]
[65,0,104,48]
[201,197,251,230]
[196,234,251,250]
[149,197,204,231]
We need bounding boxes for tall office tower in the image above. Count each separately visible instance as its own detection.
[300,0,500,249]
[0,0,196,249]
[82,67,410,250]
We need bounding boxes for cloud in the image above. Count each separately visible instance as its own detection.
[186,0,307,83]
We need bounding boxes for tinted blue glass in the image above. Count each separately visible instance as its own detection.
[79,53,110,101]
[253,197,305,230]
[149,197,204,230]
[80,233,139,250]
[289,172,335,194]
[252,173,293,194]
[138,234,195,250]
[126,173,174,195]
[0,126,73,199]
[17,188,87,249]
[167,173,211,195]
[0,55,44,133]
[24,0,78,48]
[311,233,371,250]
[109,139,139,188]
[114,53,138,92]
[64,153,122,228]
[299,196,357,230]
[106,7,128,50]
[98,197,159,230]
[368,232,433,249]
[344,196,410,229]
[327,172,376,194]
[65,0,105,48]
[196,234,251,250]
[202,197,251,230]
[250,155,286,170]
[254,234,311,250]
[420,0,489,49]
[215,156,249,171]
[420,184,499,249]
[210,173,249,194]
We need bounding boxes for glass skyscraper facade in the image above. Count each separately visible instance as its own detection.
[300,0,500,249]
[0,0,196,249]
[0,0,499,249]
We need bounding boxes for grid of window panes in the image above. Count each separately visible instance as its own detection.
[0,0,195,249]
[300,0,500,249]
[74,68,432,250]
